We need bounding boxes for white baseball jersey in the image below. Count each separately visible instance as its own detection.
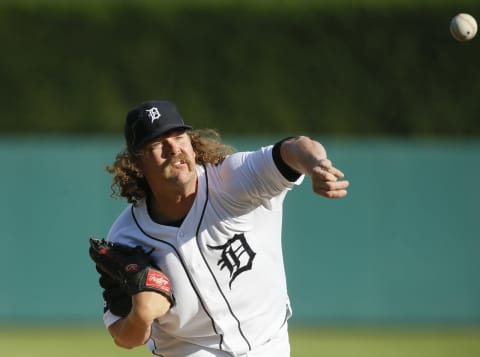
[103,144,303,357]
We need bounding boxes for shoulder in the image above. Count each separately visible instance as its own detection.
[106,202,143,245]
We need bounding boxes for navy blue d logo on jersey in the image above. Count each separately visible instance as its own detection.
[208,233,256,288]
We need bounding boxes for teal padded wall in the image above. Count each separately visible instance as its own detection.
[0,136,478,324]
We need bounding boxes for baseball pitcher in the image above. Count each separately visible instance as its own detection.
[89,99,349,357]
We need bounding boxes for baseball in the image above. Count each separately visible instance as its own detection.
[450,13,477,41]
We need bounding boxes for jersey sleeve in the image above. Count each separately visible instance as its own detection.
[212,144,304,208]
[103,309,123,328]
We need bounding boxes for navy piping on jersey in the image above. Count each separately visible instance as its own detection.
[130,205,226,352]
[130,164,252,353]
[197,166,252,351]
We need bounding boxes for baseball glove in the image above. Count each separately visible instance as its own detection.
[89,238,174,306]
[97,266,132,317]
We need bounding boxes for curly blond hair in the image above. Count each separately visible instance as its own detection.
[105,129,236,205]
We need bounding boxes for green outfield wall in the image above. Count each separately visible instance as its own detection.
[1,1,480,136]
[0,136,478,325]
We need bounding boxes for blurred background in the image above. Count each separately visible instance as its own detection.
[0,0,479,356]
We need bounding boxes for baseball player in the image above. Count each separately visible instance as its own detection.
[91,99,349,357]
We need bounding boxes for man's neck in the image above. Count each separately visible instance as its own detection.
[147,184,197,226]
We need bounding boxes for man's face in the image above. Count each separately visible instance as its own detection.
[139,130,197,190]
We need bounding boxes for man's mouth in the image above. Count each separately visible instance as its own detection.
[170,157,187,168]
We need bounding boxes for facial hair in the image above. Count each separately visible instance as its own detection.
[163,153,195,181]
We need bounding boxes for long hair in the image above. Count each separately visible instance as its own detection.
[105,129,236,205]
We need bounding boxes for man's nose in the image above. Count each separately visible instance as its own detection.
[165,140,180,155]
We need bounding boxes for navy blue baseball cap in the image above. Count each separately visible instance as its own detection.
[124,100,192,152]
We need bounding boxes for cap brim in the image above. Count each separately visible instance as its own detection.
[133,124,193,151]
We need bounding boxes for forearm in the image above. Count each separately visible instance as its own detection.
[279,135,349,198]
[108,291,171,349]
[279,136,327,176]
[109,310,153,349]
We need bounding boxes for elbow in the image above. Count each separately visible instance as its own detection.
[113,336,146,349]
[114,338,134,349]
[108,320,150,350]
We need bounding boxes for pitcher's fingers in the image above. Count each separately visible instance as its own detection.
[317,188,349,199]
[314,179,349,194]
[316,178,349,189]
[317,160,345,179]
[324,166,345,178]
[312,166,341,181]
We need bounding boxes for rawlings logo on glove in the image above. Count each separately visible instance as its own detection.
[145,269,171,292]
